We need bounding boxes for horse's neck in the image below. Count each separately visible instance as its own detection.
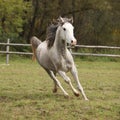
[54,28,67,58]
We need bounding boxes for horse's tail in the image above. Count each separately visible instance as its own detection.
[30,36,42,61]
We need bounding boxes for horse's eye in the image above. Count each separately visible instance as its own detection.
[63,28,66,31]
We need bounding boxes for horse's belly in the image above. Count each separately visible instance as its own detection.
[60,63,72,72]
[36,46,56,71]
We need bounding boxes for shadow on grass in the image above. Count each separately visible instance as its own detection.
[0,91,74,103]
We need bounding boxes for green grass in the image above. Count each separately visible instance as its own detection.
[0,57,120,120]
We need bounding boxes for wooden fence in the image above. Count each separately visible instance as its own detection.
[0,39,120,64]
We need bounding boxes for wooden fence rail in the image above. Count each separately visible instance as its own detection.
[0,39,120,64]
[75,45,120,49]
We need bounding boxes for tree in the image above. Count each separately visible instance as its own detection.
[0,0,119,46]
[0,0,31,42]
[26,0,120,46]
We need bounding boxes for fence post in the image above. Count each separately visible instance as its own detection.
[6,38,10,64]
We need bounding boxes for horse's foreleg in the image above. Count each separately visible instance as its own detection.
[71,66,88,100]
[45,70,69,97]
[58,71,79,97]
[50,71,69,97]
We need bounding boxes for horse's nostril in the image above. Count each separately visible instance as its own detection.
[71,39,77,45]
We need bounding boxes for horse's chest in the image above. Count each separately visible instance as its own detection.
[60,57,72,72]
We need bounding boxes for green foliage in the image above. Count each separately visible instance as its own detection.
[0,0,120,46]
[0,0,32,42]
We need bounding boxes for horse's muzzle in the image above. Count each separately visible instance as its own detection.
[71,39,77,46]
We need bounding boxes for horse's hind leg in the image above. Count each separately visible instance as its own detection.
[71,66,88,100]
[58,71,79,97]
[45,69,69,97]
[45,69,57,93]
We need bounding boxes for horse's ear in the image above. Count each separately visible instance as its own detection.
[59,16,64,22]
[69,17,73,24]
[58,16,64,25]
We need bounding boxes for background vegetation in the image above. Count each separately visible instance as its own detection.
[0,0,120,46]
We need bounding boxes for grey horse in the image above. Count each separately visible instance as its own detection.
[31,17,88,100]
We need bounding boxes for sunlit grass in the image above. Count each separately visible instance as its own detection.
[0,57,120,120]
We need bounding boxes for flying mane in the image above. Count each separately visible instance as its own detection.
[46,24,58,49]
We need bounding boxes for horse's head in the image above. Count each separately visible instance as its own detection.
[58,17,77,46]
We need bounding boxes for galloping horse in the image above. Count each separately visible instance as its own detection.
[31,17,88,100]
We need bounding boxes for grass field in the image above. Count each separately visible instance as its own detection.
[0,57,120,120]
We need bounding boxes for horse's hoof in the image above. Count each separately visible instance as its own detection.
[74,92,80,97]
[64,94,69,99]
[53,88,57,93]
[85,98,89,101]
